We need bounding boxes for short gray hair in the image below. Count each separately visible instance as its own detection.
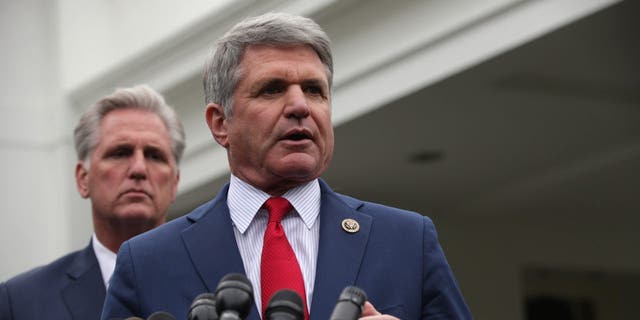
[203,12,333,118]
[73,85,186,165]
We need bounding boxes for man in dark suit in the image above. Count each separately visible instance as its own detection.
[0,85,185,320]
[102,13,471,320]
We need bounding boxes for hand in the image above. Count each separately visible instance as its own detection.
[360,301,400,319]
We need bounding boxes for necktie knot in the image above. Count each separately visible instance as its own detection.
[264,197,292,223]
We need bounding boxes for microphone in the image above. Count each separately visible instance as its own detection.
[215,273,254,320]
[329,286,368,320]
[146,311,177,320]
[264,289,304,320]
[188,292,218,320]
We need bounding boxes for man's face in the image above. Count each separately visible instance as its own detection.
[76,108,179,227]
[206,45,334,195]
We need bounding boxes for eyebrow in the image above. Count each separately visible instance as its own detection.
[102,143,169,154]
[300,78,328,89]
[104,143,133,152]
[257,78,287,88]
[251,77,328,91]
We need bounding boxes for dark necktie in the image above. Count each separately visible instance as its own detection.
[260,197,309,320]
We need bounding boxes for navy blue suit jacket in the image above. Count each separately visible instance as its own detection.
[102,180,471,319]
[0,242,106,320]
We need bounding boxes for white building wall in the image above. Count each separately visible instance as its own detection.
[0,0,74,278]
[58,0,234,91]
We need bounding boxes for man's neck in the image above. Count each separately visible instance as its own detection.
[93,218,163,253]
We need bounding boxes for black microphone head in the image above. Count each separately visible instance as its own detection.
[188,292,218,320]
[265,289,304,320]
[329,286,368,320]
[215,273,254,319]
[146,311,177,320]
[338,286,367,307]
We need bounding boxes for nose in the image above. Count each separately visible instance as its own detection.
[128,150,148,180]
[284,85,310,120]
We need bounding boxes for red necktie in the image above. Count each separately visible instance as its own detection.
[260,197,309,320]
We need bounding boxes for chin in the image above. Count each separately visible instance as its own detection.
[278,156,323,174]
[115,206,158,223]
[278,167,322,183]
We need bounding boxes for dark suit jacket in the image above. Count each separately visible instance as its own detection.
[102,180,471,319]
[0,241,106,320]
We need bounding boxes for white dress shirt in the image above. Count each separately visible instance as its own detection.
[228,174,321,314]
[92,233,117,289]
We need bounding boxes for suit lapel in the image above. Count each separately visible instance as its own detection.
[61,242,106,320]
[310,181,372,320]
[181,185,260,317]
[181,182,372,320]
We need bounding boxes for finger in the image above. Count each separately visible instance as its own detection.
[361,301,381,317]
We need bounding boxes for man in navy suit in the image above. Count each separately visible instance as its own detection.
[0,85,185,320]
[102,13,471,320]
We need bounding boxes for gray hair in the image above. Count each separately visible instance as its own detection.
[203,12,333,118]
[73,85,186,166]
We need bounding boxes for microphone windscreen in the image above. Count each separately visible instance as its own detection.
[265,289,304,320]
[146,311,177,320]
[216,273,253,294]
[215,273,254,319]
[329,286,367,320]
[188,292,218,320]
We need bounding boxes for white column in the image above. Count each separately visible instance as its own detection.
[0,0,80,280]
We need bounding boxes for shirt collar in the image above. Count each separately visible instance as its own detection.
[91,234,117,288]
[228,174,321,233]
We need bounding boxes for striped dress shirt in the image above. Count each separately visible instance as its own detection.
[227,174,321,314]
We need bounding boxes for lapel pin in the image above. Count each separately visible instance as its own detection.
[341,218,360,233]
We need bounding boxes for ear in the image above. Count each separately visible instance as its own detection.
[75,162,90,198]
[205,103,230,148]
[170,170,180,203]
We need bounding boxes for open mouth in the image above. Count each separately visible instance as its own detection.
[283,129,312,141]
